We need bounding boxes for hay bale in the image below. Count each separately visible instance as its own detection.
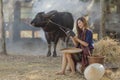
[93,38,120,63]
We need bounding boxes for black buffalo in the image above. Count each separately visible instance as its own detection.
[31,10,74,57]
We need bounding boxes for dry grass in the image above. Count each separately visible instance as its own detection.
[0,55,84,80]
[0,54,119,80]
[93,38,120,63]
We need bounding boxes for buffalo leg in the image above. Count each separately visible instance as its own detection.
[53,36,59,57]
[47,43,51,57]
[53,43,57,57]
[45,32,52,57]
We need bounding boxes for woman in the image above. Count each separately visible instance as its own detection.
[56,17,94,75]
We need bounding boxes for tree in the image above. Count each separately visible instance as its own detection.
[0,0,7,55]
[99,0,106,39]
[116,0,120,13]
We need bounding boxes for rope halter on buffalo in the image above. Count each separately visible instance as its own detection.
[46,19,75,37]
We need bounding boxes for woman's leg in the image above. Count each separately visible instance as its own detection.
[56,53,68,75]
[66,64,71,71]
[66,54,75,74]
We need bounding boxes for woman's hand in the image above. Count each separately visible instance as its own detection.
[72,36,79,42]
[70,36,78,47]
[70,36,73,39]
[72,36,88,47]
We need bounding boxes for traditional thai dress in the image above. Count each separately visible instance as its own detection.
[72,29,94,69]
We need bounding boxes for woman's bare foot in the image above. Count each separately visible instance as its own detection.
[69,72,76,76]
[56,71,65,75]
[66,68,71,72]
[71,72,76,75]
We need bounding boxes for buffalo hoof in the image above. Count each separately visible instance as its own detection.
[47,52,51,57]
[52,52,57,57]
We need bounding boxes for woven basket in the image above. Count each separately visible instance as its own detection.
[88,55,105,64]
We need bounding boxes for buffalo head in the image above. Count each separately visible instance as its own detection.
[31,10,57,28]
[31,12,47,27]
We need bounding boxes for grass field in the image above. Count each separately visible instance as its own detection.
[0,55,119,80]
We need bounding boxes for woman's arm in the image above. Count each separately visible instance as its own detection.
[73,36,88,47]
[70,36,78,47]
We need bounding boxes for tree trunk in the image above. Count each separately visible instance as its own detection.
[13,1,21,41]
[8,0,14,43]
[0,0,7,55]
[106,0,110,14]
[99,0,106,39]
[116,0,120,13]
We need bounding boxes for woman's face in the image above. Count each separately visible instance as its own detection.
[77,20,84,29]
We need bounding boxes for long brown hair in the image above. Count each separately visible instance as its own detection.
[76,17,88,39]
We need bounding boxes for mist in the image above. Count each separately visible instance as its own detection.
[32,0,100,21]
[1,0,101,56]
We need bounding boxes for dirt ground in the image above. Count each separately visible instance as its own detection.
[0,54,119,80]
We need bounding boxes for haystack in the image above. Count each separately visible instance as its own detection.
[93,38,120,68]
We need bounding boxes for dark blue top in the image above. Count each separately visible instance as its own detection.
[85,29,94,50]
